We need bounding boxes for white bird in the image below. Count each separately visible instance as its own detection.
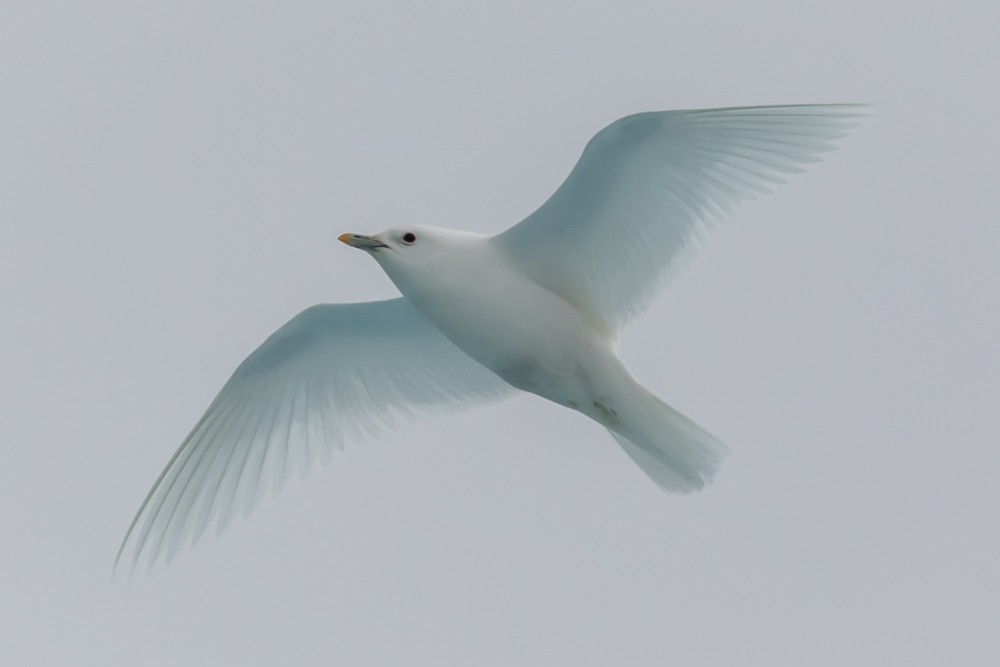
[116,104,865,574]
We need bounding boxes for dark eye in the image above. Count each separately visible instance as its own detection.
[402,232,417,244]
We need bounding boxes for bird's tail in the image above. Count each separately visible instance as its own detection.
[606,385,729,493]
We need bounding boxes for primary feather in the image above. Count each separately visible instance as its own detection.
[115,299,511,574]
[496,104,867,333]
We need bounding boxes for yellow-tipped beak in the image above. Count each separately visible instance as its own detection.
[339,233,389,251]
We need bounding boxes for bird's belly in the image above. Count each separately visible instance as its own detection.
[407,279,612,405]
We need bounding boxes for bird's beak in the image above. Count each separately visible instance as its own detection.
[338,233,389,251]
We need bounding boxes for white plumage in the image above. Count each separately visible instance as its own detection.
[116,104,865,575]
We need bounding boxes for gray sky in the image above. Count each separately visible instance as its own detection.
[2,1,998,665]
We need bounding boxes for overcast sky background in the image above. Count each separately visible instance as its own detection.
[2,1,998,665]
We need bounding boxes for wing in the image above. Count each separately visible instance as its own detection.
[115,298,513,575]
[494,104,867,334]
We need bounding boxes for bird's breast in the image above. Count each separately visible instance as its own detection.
[395,254,605,396]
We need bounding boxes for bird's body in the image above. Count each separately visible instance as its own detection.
[116,104,866,575]
[353,224,728,494]
[380,228,611,401]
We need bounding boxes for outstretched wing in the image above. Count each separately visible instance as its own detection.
[116,298,512,575]
[494,104,866,334]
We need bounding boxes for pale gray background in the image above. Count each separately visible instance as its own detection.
[2,1,998,665]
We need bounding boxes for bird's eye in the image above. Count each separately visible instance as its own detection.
[402,232,417,244]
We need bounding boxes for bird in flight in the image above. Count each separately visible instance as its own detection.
[116,104,865,575]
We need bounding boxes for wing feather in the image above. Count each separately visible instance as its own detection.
[494,104,867,333]
[116,298,512,575]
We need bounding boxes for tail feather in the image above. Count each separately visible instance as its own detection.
[608,389,729,493]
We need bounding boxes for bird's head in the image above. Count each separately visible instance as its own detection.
[338,225,483,293]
